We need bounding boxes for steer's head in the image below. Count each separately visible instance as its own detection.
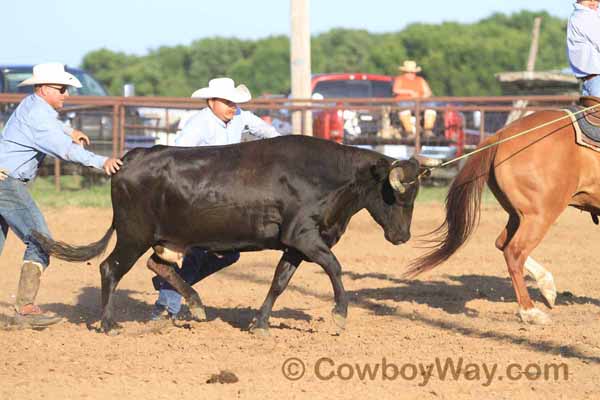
[365,156,437,245]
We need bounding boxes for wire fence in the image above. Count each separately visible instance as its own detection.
[0,93,579,189]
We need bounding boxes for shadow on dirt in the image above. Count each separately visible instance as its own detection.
[343,271,600,314]
[220,269,600,364]
[5,269,597,364]
[26,286,311,333]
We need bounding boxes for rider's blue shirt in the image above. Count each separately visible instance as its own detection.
[567,3,600,77]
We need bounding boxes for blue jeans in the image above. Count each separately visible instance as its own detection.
[0,177,51,268]
[154,248,240,314]
[582,75,600,97]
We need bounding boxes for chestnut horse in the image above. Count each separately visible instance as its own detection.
[406,106,600,324]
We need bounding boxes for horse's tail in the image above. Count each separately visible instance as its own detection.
[32,225,115,262]
[404,135,499,277]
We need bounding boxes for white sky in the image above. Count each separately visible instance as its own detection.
[1,0,572,67]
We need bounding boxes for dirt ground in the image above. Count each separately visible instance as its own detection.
[1,203,599,399]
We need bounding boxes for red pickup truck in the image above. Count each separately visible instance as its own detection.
[311,73,394,143]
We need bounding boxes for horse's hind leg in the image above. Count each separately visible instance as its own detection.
[100,239,149,334]
[524,257,556,308]
[495,217,557,308]
[502,215,556,324]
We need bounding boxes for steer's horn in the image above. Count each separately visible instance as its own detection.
[414,154,443,168]
[388,165,406,193]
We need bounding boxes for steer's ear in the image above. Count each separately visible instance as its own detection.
[370,159,389,182]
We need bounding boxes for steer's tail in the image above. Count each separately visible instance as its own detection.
[32,226,115,262]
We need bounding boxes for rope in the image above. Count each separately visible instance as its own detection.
[433,102,600,169]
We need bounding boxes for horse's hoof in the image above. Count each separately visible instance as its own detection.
[331,310,347,332]
[537,273,557,308]
[189,306,207,321]
[518,307,551,325]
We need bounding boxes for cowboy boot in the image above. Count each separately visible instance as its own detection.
[14,261,62,327]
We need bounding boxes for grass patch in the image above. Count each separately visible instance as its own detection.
[30,176,111,208]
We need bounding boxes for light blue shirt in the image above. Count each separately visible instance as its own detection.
[0,94,107,181]
[567,3,600,77]
[174,107,279,147]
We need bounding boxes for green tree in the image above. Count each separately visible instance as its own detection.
[80,11,569,97]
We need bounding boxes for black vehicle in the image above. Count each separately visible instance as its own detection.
[0,64,108,96]
[0,65,148,159]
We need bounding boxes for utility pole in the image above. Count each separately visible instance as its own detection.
[290,0,312,135]
[526,17,542,73]
[506,16,542,126]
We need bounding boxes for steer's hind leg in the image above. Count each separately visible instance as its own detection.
[249,249,303,336]
[100,239,148,334]
[147,253,206,321]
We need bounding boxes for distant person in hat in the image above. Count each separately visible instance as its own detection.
[150,77,280,321]
[393,60,436,138]
[0,62,122,328]
[567,0,600,96]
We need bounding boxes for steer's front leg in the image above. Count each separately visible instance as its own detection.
[146,253,206,321]
[291,233,348,333]
[250,249,303,335]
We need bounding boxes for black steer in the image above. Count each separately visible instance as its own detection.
[35,135,430,334]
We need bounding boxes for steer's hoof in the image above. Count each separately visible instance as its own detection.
[106,328,122,337]
[248,319,270,337]
[331,309,347,333]
[518,307,551,325]
[100,320,122,336]
[537,273,557,308]
[250,326,270,337]
[103,324,123,336]
[189,306,207,322]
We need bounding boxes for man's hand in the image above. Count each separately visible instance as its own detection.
[0,168,8,181]
[70,129,90,146]
[103,158,123,176]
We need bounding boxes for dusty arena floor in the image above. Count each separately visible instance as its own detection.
[1,203,599,399]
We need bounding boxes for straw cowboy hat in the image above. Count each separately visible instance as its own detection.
[17,63,82,87]
[191,77,251,103]
[398,60,422,73]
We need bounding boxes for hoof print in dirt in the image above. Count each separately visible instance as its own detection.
[206,370,239,384]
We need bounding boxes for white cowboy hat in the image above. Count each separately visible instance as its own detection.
[398,60,422,73]
[191,77,251,103]
[17,62,82,88]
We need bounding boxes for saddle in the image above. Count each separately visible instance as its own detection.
[564,96,600,150]
[580,96,600,125]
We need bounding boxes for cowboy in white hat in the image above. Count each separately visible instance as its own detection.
[393,60,436,138]
[150,77,280,320]
[0,62,122,328]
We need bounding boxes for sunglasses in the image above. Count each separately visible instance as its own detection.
[46,85,68,94]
